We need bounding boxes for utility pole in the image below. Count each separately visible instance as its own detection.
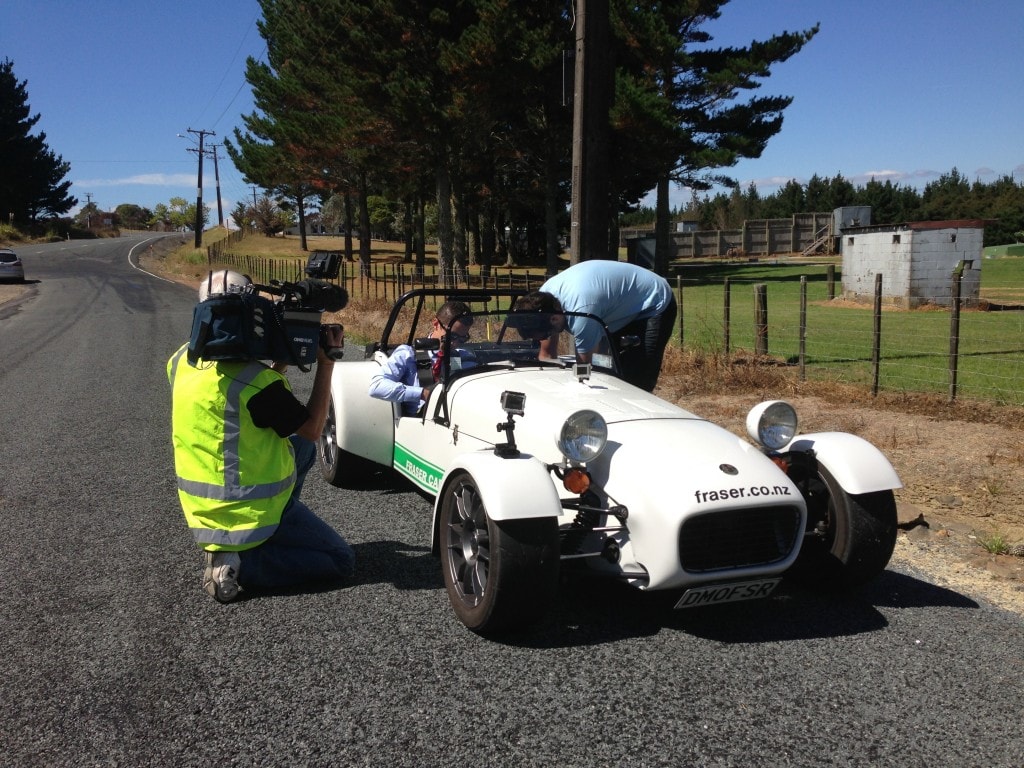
[206,144,225,229]
[84,193,94,229]
[185,128,215,247]
[569,0,612,265]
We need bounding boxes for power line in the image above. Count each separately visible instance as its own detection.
[199,17,260,127]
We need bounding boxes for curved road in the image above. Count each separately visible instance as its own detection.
[1,236,1022,767]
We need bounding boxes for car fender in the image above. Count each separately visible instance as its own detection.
[784,432,902,494]
[430,451,562,554]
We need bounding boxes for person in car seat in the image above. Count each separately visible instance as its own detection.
[368,300,474,415]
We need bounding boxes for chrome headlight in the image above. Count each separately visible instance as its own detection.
[745,400,798,451]
[556,409,607,463]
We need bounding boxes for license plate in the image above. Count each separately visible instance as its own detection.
[674,578,781,609]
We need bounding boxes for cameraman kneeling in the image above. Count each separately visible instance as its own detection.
[167,270,354,603]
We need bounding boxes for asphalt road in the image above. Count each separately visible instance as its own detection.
[2,236,1023,767]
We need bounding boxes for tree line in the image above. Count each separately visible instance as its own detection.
[619,168,1023,247]
[226,0,818,278]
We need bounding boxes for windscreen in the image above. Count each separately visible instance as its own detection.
[435,308,621,378]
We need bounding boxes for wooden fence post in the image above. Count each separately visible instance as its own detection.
[799,275,807,380]
[872,272,882,396]
[949,267,964,402]
[723,277,731,360]
[676,275,683,348]
[754,284,768,356]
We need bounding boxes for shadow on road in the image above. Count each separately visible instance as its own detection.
[500,568,979,649]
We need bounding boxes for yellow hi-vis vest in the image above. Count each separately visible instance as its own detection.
[167,344,296,551]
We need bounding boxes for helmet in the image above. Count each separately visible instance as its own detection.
[198,269,251,302]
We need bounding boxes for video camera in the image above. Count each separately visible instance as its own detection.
[188,252,348,369]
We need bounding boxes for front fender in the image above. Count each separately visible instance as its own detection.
[784,432,902,494]
[430,451,562,555]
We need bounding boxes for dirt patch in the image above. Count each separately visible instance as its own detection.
[0,283,29,305]
[675,392,1024,616]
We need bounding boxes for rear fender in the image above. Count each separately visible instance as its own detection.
[430,451,562,554]
[784,432,902,494]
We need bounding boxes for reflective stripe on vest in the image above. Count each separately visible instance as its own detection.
[168,344,295,549]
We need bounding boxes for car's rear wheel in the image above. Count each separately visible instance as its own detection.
[317,397,376,488]
[439,471,559,634]
[790,464,897,588]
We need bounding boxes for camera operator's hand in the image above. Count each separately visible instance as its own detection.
[318,323,345,363]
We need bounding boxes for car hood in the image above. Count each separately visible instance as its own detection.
[447,366,701,429]
[446,366,798,502]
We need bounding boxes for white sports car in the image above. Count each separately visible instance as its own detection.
[319,288,901,634]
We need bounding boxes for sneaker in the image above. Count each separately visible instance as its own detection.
[203,551,242,603]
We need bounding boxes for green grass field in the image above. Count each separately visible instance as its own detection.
[673,258,1024,404]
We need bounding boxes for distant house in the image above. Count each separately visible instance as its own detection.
[286,213,348,236]
[841,220,985,308]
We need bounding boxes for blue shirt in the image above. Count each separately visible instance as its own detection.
[368,345,426,416]
[368,345,476,416]
[540,261,673,352]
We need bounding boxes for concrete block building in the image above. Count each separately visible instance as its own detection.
[840,220,985,308]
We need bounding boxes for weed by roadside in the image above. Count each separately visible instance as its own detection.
[978,531,1011,555]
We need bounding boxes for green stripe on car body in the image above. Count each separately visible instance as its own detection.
[393,443,444,494]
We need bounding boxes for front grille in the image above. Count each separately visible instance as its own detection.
[679,505,802,573]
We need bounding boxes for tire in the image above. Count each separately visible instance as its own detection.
[317,397,376,488]
[790,464,898,589]
[439,471,559,634]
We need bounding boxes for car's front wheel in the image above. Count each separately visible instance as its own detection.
[439,471,559,634]
[317,397,376,488]
[790,464,898,588]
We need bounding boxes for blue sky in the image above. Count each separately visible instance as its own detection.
[3,0,1022,222]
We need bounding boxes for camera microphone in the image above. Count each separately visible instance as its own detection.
[293,279,349,312]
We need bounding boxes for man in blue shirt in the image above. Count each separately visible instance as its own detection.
[368,300,473,415]
[514,260,676,392]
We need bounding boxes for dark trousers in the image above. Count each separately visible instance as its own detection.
[613,294,677,392]
[238,436,355,589]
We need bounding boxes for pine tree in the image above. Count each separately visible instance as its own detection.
[611,2,817,271]
[0,59,76,223]
[234,1,822,272]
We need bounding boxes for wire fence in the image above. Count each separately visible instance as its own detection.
[211,250,1024,407]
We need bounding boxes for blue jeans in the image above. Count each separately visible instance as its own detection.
[615,294,678,392]
[238,436,355,589]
